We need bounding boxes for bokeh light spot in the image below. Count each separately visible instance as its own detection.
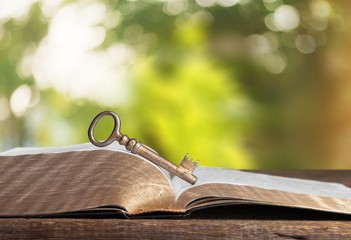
[123,24,143,42]
[196,0,217,8]
[273,5,300,31]
[264,13,279,32]
[163,0,188,16]
[10,85,32,117]
[295,34,316,54]
[218,0,240,7]
[190,10,214,27]
[103,10,121,29]
[247,34,270,54]
[310,0,331,19]
[261,52,287,74]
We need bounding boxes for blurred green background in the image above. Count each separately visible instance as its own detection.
[1,0,350,168]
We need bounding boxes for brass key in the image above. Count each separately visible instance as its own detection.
[88,111,198,184]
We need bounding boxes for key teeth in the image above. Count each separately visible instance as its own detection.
[180,153,199,172]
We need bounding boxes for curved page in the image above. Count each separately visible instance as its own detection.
[0,150,178,216]
[174,167,351,214]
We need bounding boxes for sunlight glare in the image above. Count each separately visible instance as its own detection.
[0,0,37,22]
[40,0,64,17]
[31,2,134,106]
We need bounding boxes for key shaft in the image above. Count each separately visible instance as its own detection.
[120,134,198,184]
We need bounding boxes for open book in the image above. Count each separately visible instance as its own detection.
[1,143,351,217]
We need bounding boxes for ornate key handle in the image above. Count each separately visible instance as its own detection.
[88,111,142,154]
[88,111,198,184]
[88,111,121,147]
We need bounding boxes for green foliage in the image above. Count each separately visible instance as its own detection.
[128,54,253,168]
[1,0,350,168]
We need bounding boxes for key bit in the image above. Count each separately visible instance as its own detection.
[180,154,199,174]
[88,111,199,184]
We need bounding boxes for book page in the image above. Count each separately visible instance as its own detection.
[174,167,351,199]
[0,142,126,156]
[0,142,173,181]
[172,167,351,213]
[0,149,180,216]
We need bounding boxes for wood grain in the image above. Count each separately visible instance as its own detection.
[0,218,350,239]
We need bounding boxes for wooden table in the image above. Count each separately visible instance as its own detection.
[0,170,350,239]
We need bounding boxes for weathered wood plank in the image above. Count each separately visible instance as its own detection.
[0,218,350,239]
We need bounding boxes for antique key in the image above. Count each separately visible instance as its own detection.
[88,111,198,184]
